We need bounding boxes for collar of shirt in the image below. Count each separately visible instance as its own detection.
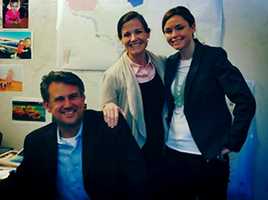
[57,122,83,147]
[126,53,156,83]
[179,58,192,69]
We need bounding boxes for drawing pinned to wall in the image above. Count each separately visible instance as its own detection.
[2,0,29,28]
[0,64,23,92]
[0,31,32,59]
[66,0,97,11]
[12,99,46,122]
[57,0,223,70]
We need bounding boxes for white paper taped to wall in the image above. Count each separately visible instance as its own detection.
[56,0,223,70]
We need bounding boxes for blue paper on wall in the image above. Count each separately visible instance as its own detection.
[128,0,143,7]
[228,80,257,200]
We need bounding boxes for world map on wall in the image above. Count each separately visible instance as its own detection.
[57,0,223,70]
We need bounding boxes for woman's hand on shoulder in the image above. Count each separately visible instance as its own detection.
[103,103,125,128]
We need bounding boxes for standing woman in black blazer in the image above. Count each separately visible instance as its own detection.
[161,6,256,200]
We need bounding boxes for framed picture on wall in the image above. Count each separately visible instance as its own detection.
[12,99,46,122]
[0,64,23,92]
[2,0,29,29]
[0,31,32,59]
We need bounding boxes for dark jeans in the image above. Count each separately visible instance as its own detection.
[142,144,165,200]
[163,146,230,200]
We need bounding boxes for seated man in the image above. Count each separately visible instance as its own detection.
[0,71,146,200]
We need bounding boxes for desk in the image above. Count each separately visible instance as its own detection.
[0,166,15,180]
[0,147,13,155]
[0,149,21,180]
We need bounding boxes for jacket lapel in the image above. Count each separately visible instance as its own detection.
[82,110,96,195]
[42,123,58,194]
[121,53,146,140]
[147,50,165,83]
[165,51,180,90]
[184,40,203,103]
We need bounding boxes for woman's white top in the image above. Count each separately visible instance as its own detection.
[166,58,201,155]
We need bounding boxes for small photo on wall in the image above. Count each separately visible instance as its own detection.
[2,0,29,28]
[12,99,46,122]
[0,64,23,92]
[0,31,32,59]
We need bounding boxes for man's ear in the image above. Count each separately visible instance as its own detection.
[82,95,85,102]
[43,101,51,113]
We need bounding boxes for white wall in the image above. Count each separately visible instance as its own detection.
[223,1,268,199]
[0,0,267,199]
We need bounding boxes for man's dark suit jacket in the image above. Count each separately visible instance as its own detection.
[0,110,146,200]
[165,39,256,160]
